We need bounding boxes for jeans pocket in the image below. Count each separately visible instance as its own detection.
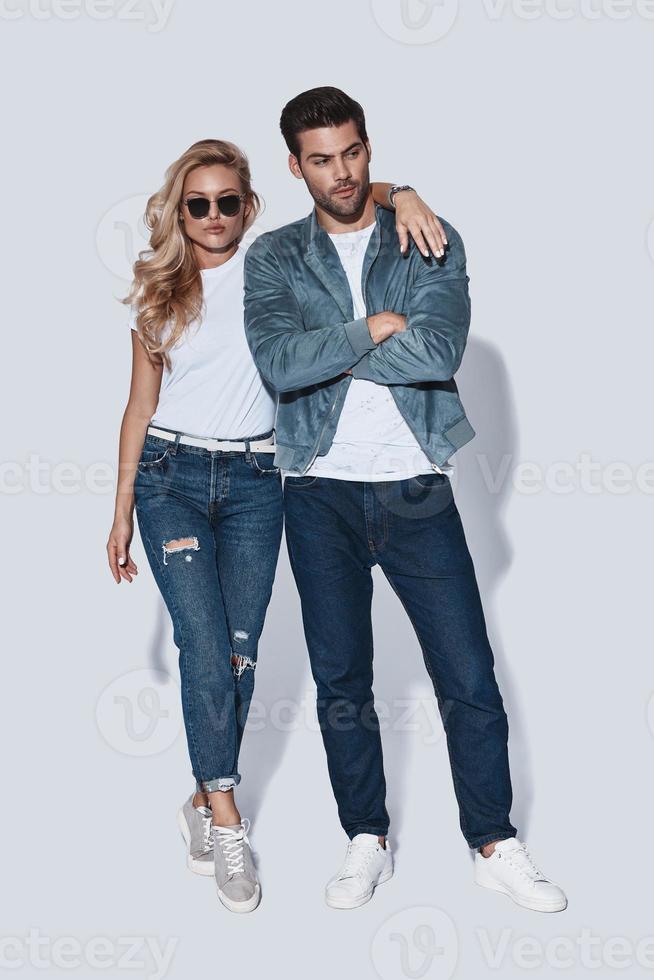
[137,445,171,469]
[411,472,449,489]
[284,474,318,488]
[247,452,280,475]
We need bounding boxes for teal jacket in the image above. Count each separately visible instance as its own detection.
[243,203,476,474]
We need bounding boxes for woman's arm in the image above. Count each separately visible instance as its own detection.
[106,332,163,583]
[370,182,448,258]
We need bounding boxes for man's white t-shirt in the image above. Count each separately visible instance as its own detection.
[286,222,454,482]
[129,245,276,440]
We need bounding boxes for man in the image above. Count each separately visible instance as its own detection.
[244,86,567,913]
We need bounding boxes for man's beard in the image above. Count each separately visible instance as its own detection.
[308,174,370,218]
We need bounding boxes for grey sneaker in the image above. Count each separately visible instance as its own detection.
[177,794,214,876]
[212,818,261,913]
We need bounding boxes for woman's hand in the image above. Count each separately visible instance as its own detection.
[107,515,138,583]
[393,189,448,258]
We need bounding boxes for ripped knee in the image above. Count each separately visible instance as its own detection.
[231,653,256,678]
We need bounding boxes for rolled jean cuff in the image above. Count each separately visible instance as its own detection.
[344,316,378,357]
[467,830,517,850]
[346,824,389,841]
[196,774,241,794]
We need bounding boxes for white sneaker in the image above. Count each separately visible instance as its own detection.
[325,833,393,909]
[474,837,568,912]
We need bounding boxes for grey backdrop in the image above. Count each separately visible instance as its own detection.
[2,0,653,977]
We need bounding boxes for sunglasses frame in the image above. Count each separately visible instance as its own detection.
[181,193,248,220]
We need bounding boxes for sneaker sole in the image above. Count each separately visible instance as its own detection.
[176,808,215,877]
[474,875,568,912]
[325,867,394,910]
[217,883,261,913]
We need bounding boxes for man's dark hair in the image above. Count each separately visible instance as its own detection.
[279,86,368,160]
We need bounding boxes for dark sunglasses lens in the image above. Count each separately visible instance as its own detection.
[217,195,242,217]
[186,198,210,219]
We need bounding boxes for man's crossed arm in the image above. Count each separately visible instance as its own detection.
[243,227,470,393]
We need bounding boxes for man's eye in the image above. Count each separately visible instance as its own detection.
[315,159,328,166]
[346,151,360,159]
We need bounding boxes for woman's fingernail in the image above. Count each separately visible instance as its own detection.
[118,557,126,565]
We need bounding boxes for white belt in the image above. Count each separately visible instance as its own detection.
[146,425,276,453]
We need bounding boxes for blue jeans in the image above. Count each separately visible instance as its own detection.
[283,471,517,849]
[134,427,283,794]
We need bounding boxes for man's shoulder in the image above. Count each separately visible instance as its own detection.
[245,214,309,264]
[378,204,464,252]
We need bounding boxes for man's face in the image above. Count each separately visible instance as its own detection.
[289,120,371,217]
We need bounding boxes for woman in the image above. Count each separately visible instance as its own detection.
[106,138,448,913]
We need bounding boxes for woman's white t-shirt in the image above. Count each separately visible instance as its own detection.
[128,245,276,440]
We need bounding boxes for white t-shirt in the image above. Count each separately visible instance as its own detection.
[129,245,276,439]
[288,223,454,482]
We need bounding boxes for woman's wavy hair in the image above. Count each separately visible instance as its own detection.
[123,139,261,369]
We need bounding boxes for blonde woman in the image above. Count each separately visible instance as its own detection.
[107,138,448,913]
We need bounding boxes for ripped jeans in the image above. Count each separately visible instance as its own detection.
[134,427,283,794]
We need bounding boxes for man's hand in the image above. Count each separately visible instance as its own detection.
[394,190,447,259]
[345,312,406,374]
[366,312,407,344]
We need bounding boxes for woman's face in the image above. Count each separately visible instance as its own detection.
[179,164,249,254]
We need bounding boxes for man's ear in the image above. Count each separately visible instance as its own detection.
[365,140,372,164]
[288,153,304,180]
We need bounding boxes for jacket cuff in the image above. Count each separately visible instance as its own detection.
[344,317,378,357]
[349,356,373,380]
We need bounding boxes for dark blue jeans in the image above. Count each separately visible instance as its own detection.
[134,428,283,794]
[283,471,517,850]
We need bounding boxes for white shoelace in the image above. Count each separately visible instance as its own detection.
[213,818,251,876]
[337,841,379,882]
[499,842,547,882]
[200,811,213,852]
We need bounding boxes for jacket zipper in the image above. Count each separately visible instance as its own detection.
[304,219,382,473]
[364,224,441,472]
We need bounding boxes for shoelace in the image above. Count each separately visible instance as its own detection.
[200,811,213,853]
[499,842,547,882]
[337,841,379,882]
[213,818,251,876]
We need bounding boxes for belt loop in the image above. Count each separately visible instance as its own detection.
[244,437,252,462]
[170,431,182,456]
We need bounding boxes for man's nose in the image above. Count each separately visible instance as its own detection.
[334,158,351,181]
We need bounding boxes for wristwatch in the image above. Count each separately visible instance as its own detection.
[388,184,415,208]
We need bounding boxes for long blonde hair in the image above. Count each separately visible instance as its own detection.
[123,139,261,369]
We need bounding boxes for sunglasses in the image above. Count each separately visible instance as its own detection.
[182,193,247,220]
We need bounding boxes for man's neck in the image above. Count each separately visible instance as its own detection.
[314,191,377,236]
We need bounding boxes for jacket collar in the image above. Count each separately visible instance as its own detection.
[301,203,390,321]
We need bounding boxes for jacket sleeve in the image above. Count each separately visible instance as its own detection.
[349,225,471,385]
[243,236,378,393]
